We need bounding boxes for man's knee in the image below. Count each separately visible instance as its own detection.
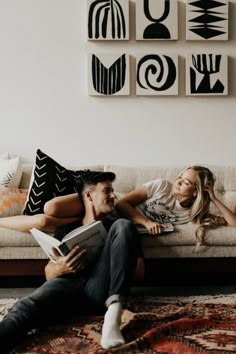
[110,219,138,243]
[112,218,136,232]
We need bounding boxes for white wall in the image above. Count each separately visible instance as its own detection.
[0,0,235,167]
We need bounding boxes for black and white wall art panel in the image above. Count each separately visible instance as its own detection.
[136,0,178,40]
[88,53,130,96]
[136,54,178,95]
[186,53,228,96]
[186,0,228,40]
[87,0,129,40]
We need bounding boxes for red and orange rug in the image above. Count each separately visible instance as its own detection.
[5,295,236,353]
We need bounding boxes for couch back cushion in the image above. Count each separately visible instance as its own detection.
[210,166,236,212]
[105,165,185,193]
[18,164,236,214]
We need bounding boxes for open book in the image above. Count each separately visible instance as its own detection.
[30,220,107,266]
[136,222,174,234]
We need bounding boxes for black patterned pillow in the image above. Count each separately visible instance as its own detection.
[23,149,84,215]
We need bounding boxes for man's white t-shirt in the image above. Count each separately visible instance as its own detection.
[136,179,191,225]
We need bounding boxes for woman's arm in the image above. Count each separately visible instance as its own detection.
[116,187,165,235]
[45,246,87,280]
[205,185,236,226]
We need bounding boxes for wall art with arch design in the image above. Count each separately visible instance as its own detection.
[136,0,178,41]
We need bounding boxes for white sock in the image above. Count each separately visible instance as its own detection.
[101,302,125,349]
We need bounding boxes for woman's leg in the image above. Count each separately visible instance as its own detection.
[44,193,84,218]
[0,214,82,232]
[0,193,84,232]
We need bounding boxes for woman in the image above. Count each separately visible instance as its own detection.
[116,165,225,245]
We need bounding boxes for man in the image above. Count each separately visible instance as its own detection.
[0,171,141,352]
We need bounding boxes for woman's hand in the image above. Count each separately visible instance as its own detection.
[45,245,87,280]
[204,183,216,202]
[204,184,236,227]
[143,220,166,235]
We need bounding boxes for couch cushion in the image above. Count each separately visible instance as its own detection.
[141,224,236,257]
[0,228,39,247]
[1,222,236,254]
[1,224,236,259]
[141,224,236,247]
[0,247,47,259]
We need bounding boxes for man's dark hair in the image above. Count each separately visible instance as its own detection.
[76,170,116,198]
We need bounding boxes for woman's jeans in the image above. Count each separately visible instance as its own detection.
[0,219,141,353]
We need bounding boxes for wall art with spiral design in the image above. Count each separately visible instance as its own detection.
[186,53,228,95]
[186,0,228,40]
[136,54,178,95]
[87,0,129,40]
[136,0,178,40]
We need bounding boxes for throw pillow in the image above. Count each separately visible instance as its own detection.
[0,188,28,217]
[0,157,23,188]
[23,149,84,215]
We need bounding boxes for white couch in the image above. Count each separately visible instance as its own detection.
[1,164,236,283]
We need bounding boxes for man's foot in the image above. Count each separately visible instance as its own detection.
[101,302,125,349]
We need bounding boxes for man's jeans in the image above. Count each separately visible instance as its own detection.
[0,219,141,353]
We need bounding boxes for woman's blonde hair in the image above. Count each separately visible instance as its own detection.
[184,165,226,245]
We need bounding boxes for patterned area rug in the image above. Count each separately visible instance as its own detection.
[1,295,236,354]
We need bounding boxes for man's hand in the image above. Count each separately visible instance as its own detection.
[143,220,166,235]
[45,245,87,280]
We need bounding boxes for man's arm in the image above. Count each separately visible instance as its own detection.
[45,246,87,280]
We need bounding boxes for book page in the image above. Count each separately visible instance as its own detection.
[58,221,107,265]
[62,220,100,242]
[30,228,61,261]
